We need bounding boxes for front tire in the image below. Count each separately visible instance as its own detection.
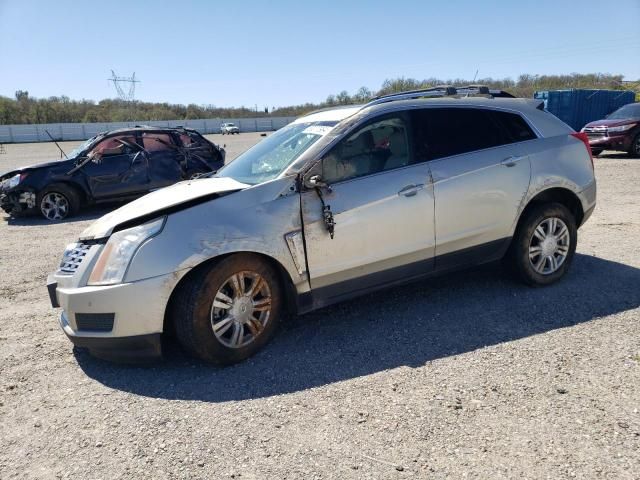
[628,134,640,157]
[171,254,283,365]
[37,183,80,221]
[507,203,577,286]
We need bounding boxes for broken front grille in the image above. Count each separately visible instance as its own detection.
[59,243,92,274]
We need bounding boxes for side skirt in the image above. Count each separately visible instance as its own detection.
[297,237,511,314]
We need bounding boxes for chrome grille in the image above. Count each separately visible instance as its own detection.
[583,126,608,139]
[59,243,91,274]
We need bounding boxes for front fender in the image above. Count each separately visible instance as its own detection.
[124,177,310,294]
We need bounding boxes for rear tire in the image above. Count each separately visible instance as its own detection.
[506,203,577,286]
[37,183,80,221]
[171,254,283,365]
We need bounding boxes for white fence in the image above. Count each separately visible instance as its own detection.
[0,116,297,143]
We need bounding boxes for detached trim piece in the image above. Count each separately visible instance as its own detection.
[285,230,307,275]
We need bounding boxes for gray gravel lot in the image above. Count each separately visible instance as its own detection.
[0,135,639,479]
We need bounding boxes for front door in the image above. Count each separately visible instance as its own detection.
[301,113,435,306]
[81,134,150,199]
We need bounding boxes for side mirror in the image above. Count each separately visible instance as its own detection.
[305,174,331,191]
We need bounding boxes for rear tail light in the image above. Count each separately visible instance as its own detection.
[570,132,594,171]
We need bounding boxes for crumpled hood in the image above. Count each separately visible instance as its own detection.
[79,176,249,240]
[0,158,73,179]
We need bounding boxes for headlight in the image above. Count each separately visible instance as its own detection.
[608,123,637,133]
[2,173,23,190]
[88,217,165,286]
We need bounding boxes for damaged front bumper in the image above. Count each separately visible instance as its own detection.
[0,189,36,215]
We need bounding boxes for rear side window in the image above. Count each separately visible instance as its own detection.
[179,132,206,147]
[490,111,537,143]
[142,133,174,152]
[410,108,513,161]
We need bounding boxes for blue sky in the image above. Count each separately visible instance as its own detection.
[0,0,638,108]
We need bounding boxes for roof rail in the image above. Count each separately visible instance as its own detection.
[365,84,514,107]
[367,86,458,106]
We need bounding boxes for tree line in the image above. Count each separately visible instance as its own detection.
[0,73,633,125]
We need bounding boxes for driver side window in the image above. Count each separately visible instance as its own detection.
[322,116,410,184]
[90,135,137,158]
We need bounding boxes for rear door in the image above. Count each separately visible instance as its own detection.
[141,131,183,189]
[81,133,150,199]
[301,112,436,305]
[412,107,534,268]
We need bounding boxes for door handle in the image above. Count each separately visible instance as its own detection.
[501,155,525,167]
[398,183,425,197]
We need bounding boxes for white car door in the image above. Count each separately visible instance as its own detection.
[300,113,436,306]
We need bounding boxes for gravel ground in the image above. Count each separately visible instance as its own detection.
[0,136,639,479]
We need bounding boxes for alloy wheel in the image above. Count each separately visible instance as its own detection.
[40,192,69,220]
[528,217,570,275]
[210,271,272,348]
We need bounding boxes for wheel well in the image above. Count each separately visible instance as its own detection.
[44,181,87,203]
[519,188,584,229]
[162,252,298,337]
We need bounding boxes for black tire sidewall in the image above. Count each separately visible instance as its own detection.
[36,183,80,220]
[177,254,283,365]
[629,134,640,157]
[511,203,577,286]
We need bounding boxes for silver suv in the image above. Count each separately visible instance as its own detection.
[47,89,597,364]
[220,122,240,135]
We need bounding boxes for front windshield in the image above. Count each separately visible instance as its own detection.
[608,103,640,120]
[215,121,336,185]
[67,136,98,158]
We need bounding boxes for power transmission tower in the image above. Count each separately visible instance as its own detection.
[108,70,140,101]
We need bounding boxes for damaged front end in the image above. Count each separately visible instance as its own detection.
[0,172,35,215]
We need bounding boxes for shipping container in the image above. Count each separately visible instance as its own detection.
[533,89,636,131]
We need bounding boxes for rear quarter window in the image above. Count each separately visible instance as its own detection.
[490,111,537,143]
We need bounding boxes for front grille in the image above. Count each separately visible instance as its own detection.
[59,243,92,274]
[583,126,608,139]
[75,313,115,332]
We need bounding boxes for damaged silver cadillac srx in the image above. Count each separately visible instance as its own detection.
[47,87,597,364]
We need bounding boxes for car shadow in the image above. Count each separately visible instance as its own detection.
[597,152,638,160]
[4,205,116,226]
[76,254,640,402]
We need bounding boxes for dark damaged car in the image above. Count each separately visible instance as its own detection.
[0,126,225,220]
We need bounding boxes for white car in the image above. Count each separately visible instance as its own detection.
[220,123,240,135]
[47,87,596,365]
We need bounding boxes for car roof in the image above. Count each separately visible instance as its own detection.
[297,97,543,124]
[99,126,198,136]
